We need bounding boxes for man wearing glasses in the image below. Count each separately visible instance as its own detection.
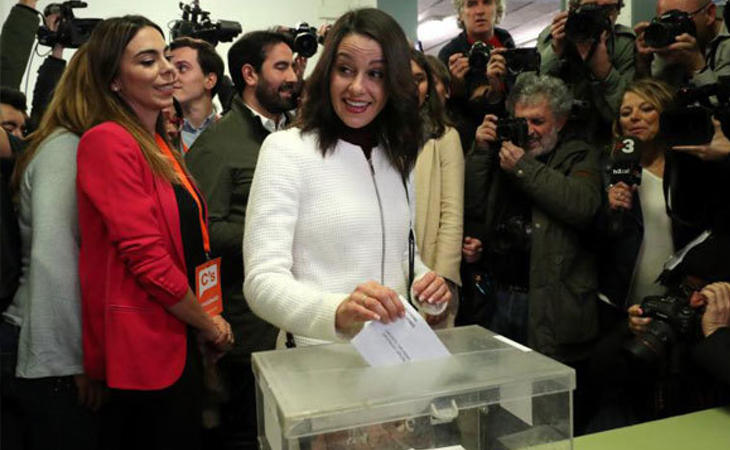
[538,0,635,145]
[636,0,730,87]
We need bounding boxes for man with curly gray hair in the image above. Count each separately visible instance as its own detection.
[437,0,515,150]
[464,73,602,366]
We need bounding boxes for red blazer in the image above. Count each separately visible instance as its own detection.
[77,121,190,390]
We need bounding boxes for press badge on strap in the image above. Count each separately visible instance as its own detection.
[195,257,223,315]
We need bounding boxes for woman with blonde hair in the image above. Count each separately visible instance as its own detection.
[76,15,232,448]
[599,78,676,312]
[2,45,102,449]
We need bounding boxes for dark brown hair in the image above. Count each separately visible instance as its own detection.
[411,49,450,140]
[297,8,422,177]
[169,36,225,96]
[85,15,180,183]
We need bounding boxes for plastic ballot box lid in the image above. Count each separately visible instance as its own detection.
[252,325,575,441]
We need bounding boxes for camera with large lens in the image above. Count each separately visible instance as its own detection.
[36,1,101,49]
[644,10,696,48]
[285,23,319,58]
[496,117,529,148]
[171,1,242,46]
[564,3,613,43]
[624,294,700,366]
[467,41,492,74]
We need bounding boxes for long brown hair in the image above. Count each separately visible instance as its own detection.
[11,46,94,193]
[85,15,180,183]
[411,49,450,140]
[297,8,422,177]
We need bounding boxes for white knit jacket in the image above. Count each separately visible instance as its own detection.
[243,127,436,347]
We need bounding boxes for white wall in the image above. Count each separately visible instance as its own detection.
[1,0,376,104]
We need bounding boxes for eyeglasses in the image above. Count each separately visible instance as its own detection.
[687,0,712,18]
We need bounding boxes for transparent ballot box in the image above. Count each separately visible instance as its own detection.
[252,325,575,450]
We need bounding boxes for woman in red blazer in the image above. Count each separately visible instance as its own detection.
[77,16,232,449]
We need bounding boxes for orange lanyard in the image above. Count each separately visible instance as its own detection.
[155,134,211,255]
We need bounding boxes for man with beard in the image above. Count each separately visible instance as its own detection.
[464,73,602,364]
[185,30,297,450]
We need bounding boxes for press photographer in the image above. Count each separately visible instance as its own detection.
[635,0,730,89]
[465,73,601,360]
[538,0,635,144]
[437,0,515,150]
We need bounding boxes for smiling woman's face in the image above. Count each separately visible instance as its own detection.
[113,26,177,120]
[619,91,660,142]
[329,33,389,129]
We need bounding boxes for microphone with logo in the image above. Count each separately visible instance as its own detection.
[608,136,642,234]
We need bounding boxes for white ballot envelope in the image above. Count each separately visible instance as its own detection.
[351,297,451,367]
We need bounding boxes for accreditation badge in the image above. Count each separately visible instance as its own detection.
[195,257,223,315]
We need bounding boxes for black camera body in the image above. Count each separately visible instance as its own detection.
[285,23,319,58]
[565,3,613,43]
[171,1,242,46]
[660,78,730,146]
[496,117,529,148]
[624,294,700,365]
[644,10,696,48]
[467,41,492,74]
[36,1,101,49]
[503,48,541,76]
[467,43,540,77]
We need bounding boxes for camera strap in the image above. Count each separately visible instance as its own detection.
[402,173,415,307]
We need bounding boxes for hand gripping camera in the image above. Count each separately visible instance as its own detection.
[496,117,529,148]
[644,9,696,49]
[170,0,242,46]
[467,41,540,78]
[624,294,700,366]
[36,1,102,49]
[564,2,615,43]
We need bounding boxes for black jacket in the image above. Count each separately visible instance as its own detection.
[185,97,280,359]
[438,28,516,151]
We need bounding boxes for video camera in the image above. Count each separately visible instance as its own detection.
[283,23,320,58]
[36,1,101,49]
[170,0,242,46]
[466,42,540,77]
[564,2,616,43]
[496,117,529,148]
[644,9,696,49]
[660,77,730,146]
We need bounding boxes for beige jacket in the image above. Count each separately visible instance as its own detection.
[414,126,464,286]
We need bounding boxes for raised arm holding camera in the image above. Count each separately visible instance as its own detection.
[538,0,635,144]
[464,74,602,362]
[636,0,730,89]
[437,0,515,150]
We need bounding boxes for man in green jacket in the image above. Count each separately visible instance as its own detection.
[185,30,298,450]
[537,0,635,145]
[464,73,602,363]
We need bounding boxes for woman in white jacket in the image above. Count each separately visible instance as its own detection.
[243,8,450,347]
